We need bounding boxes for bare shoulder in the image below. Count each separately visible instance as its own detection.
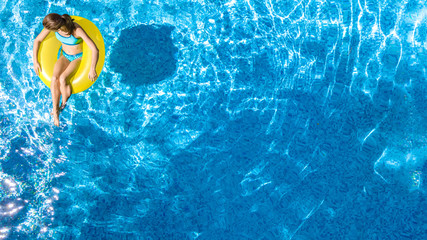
[73,23,85,37]
[35,28,51,42]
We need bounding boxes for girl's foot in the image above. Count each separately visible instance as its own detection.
[50,103,66,115]
[60,103,67,111]
[53,109,60,127]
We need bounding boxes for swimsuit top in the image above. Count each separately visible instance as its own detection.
[55,32,83,45]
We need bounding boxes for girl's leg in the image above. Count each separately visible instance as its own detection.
[59,58,81,108]
[52,56,70,126]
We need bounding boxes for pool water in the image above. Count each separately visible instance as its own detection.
[0,0,426,239]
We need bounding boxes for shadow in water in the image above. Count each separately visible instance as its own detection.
[110,24,178,86]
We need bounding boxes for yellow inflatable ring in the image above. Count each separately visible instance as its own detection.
[37,16,105,94]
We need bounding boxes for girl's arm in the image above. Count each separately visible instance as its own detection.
[75,27,99,81]
[33,29,50,75]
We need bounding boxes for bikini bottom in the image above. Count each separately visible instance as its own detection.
[57,46,83,62]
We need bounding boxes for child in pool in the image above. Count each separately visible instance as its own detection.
[33,13,99,126]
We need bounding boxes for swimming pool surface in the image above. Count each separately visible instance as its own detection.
[0,0,426,239]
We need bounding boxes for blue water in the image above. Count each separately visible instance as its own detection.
[0,0,426,239]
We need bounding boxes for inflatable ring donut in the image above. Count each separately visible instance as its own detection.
[37,16,105,94]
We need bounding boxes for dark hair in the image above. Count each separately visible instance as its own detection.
[42,13,76,35]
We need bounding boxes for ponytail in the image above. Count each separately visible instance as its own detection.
[61,14,76,35]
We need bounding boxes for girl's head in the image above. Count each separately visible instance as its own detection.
[42,13,76,35]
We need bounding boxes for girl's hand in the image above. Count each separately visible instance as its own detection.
[34,61,41,75]
[89,69,98,82]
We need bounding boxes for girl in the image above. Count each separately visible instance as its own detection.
[33,13,99,126]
